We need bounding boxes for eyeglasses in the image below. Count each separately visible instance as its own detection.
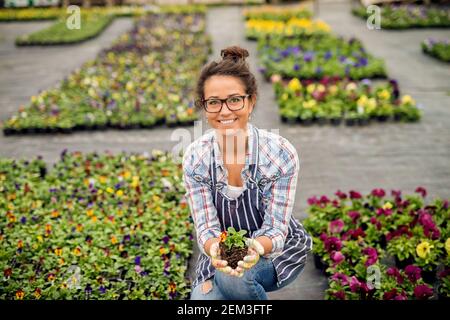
[202,95,250,113]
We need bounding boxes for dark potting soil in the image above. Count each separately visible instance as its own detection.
[219,242,248,269]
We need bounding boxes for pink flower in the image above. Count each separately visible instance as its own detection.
[376,208,393,216]
[333,290,346,300]
[329,219,345,234]
[405,265,422,282]
[369,217,382,231]
[307,196,319,206]
[371,188,386,198]
[362,247,378,266]
[331,273,349,286]
[349,276,361,293]
[331,251,345,265]
[335,190,347,199]
[391,189,402,199]
[331,200,340,208]
[134,265,142,273]
[383,288,407,300]
[386,267,404,284]
[349,190,362,199]
[347,211,360,224]
[320,195,330,204]
[319,233,328,242]
[324,237,342,253]
[413,284,433,300]
[415,187,427,198]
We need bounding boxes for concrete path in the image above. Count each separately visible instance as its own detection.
[0,1,449,299]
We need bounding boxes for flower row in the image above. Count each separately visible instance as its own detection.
[243,5,311,21]
[422,38,450,62]
[352,4,450,29]
[3,11,211,135]
[245,18,331,40]
[257,34,387,80]
[15,13,115,46]
[303,188,449,300]
[0,150,193,300]
[273,77,420,125]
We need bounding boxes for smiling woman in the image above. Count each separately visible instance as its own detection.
[184,46,312,300]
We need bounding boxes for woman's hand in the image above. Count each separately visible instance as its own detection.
[210,241,245,277]
[237,238,265,271]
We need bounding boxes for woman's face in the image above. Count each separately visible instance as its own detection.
[203,75,255,136]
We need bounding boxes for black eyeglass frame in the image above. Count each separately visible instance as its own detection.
[201,94,251,113]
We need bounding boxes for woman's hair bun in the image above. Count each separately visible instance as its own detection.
[220,46,249,63]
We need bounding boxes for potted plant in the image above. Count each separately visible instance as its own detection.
[219,227,249,269]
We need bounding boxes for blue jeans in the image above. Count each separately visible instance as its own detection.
[190,257,305,300]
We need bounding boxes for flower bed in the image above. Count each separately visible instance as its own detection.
[303,188,449,300]
[3,10,210,135]
[0,150,193,300]
[245,18,331,40]
[15,13,115,46]
[0,8,63,21]
[273,77,420,125]
[243,5,312,21]
[422,38,450,62]
[352,5,450,29]
[257,35,387,80]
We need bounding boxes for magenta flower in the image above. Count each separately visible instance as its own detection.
[415,187,427,198]
[387,267,404,284]
[349,276,361,293]
[376,208,393,216]
[320,195,330,204]
[391,190,402,199]
[347,211,360,224]
[349,190,362,199]
[329,219,345,234]
[413,284,433,300]
[331,251,345,265]
[307,196,320,206]
[371,188,386,198]
[369,217,382,231]
[343,227,366,241]
[383,288,407,300]
[319,233,328,242]
[362,247,378,266]
[405,265,422,282]
[332,200,340,208]
[324,237,342,253]
[335,190,347,199]
[333,290,346,300]
[331,273,349,286]
[443,200,449,210]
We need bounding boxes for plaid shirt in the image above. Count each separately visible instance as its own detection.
[182,123,300,258]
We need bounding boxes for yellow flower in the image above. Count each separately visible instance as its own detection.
[328,85,338,95]
[288,78,302,92]
[16,289,24,300]
[401,95,415,105]
[306,83,316,94]
[99,176,107,184]
[123,171,131,179]
[445,238,450,256]
[416,241,434,258]
[51,210,59,218]
[34,288,41,299]
[116,190,124,197]
[86,209,94,217]
[106,187,114,194]
[303,99,316,109]
[54,248,62,256]
[281,93,288,101]
[382,202,393,210]
[111,236,118,245]
[357,95,368,107]
[37,235,43,242]
[378,89,391,100]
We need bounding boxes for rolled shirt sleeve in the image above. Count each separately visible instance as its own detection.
[182,146,221,256]
[251,138,300,258]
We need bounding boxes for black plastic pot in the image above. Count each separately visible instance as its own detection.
[313,253,328,273]
[395,256,414,269]
[345,118,356,126]
[377,115,389,122]
[300,118,313,126]
[330,118,342,126]
[422,269,437,284]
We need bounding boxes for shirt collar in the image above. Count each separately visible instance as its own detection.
[212,122,256,169]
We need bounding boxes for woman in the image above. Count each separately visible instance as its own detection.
[182,46,312,300]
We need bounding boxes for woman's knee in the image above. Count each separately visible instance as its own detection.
[190,280,225,300]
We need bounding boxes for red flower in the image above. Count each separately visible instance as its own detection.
[371,188,386,198]
[335,190,347,199]
[362,247,378,267]
[324,237,342,253]
[349,190,362,199]
[415,187,427,198]
[413,284,433,300]
[333,290,346,300]
[387,267,404,284]
[331,273,349,286]
[405,265,422,282]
